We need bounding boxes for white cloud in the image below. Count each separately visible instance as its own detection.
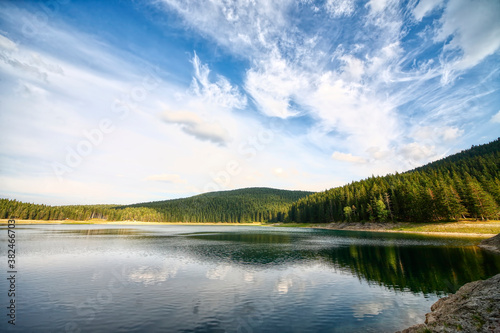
[183,121,230,145]
[0,37,53,82]
[442,127,464,142]
[190,52,246,109]
[412,0,444,21]
[332,152,367,164]
[367,0,390,13]
[161,109,230,145]
[145,174,186,183]
[0,34,17,52]
[491,111,500,123]
[245,51,305,118]
[325,0,355,17]
[435,0,500,73]
[399,142,436,162]
[340,55,365,82]
[305,71,400,153]
[411,126,464,145]
[366,146,390,160]
[161,110,201,125]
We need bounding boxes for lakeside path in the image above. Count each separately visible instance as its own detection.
[2,219,499,238]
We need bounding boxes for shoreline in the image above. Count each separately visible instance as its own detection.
[1,219,499,238]
[0,219,265,226]
[271,221,500,238]
[314,227,496,238]
[306,222,498,238]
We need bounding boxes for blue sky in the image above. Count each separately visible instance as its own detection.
[0,0,499,205]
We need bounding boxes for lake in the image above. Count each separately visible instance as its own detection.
[1,224,499,332]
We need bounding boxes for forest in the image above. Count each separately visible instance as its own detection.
[1,138,499,223]
[288,138,500,223]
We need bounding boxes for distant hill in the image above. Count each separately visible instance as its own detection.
[119,187,314,222]
[288,138,500,223]
[0,187,313,223]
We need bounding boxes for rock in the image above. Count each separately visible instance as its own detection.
[479,233,500,254]
[396,273,500,333]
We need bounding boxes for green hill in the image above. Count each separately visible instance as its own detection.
[287,138,500,223]
[118,187,313,222]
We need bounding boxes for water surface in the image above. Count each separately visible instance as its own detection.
[1,224,499,332]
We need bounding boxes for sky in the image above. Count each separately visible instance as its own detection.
[0,0,499,205]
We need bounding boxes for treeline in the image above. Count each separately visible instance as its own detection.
[288,138,500,223]
[0,200,163,222]
[0,188,313,222]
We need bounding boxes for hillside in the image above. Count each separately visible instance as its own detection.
[0,187,313,223]
[119,187,313,222]
[287,138,500,223]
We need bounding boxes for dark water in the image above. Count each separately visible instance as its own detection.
[1,225,499,332]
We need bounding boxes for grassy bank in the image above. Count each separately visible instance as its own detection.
[390,220,500,235]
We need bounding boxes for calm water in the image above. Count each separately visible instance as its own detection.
[1,224,499,332]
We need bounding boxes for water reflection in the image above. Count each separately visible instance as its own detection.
[172,229,500,295]
[317,244,499,295]
[128,264,180,285]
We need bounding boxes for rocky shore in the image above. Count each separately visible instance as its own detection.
[397,233,500,333]
[478,233,500,254]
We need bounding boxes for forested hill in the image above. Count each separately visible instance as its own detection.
[119,187,313,222]
[0,187,313,222]
[288,138,500,223]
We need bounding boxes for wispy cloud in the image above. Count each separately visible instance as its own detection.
[190,52,247,109]
[245,50,306,118]
[325,0,356,17]
[434,0,500,75]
